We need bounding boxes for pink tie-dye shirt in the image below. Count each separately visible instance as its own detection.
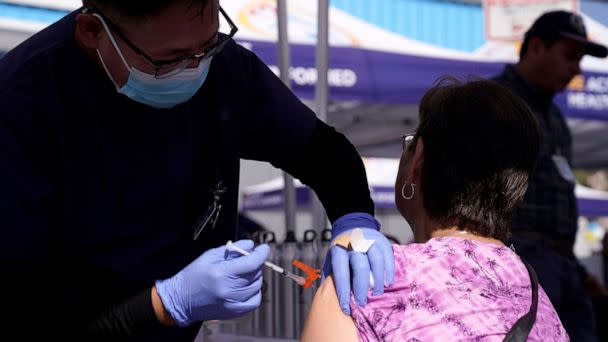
[350,237,568,342]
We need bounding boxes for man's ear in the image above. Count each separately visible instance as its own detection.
[527,37,545,58]
[74,13,104,50]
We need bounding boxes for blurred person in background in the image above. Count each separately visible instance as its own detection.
[491,10,608,342]
[301,78,568,341]
[0,0,395,340]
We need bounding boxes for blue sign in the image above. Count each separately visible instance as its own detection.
[240,39,608,122]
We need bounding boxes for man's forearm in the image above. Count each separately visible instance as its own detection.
[84,287,164,337]
[152,286,176,326]
[277,120,374,222]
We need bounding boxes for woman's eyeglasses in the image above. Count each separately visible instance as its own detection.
[401,133,416,151]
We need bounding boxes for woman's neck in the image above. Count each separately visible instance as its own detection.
[430,227,505,246]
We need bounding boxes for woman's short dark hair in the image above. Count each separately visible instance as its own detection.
[412,77,539,241]
[83,0,211,19]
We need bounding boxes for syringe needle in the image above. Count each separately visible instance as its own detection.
[283,271,306,287]
[226,241,306,286]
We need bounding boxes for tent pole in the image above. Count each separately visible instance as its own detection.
[277,0,297,236]
[312,0,329,232]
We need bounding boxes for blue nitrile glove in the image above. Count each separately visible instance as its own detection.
[322,213,395,315]
[155,239,270,326]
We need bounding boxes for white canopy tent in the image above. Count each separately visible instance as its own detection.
[2,0,607,167]
[2,0,607,238]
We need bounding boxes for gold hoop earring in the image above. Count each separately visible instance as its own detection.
[401,182,415,200]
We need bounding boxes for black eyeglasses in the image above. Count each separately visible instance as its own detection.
[401,133,415,151]
[84,6,238,78]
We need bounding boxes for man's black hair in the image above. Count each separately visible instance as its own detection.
[82,0,212,19]
[519,35,560,59]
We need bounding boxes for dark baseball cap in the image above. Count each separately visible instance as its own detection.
[524,10,608,58]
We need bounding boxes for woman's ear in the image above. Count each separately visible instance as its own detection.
[74,13,104,50]
[410,138,425,182]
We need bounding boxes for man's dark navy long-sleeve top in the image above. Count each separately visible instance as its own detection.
[0,10,374,341]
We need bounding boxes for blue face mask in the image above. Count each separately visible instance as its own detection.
[95,14,212,109]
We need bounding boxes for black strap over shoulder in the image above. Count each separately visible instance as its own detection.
[503,258,539,342]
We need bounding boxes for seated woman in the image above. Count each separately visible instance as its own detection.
[301,78,568,341]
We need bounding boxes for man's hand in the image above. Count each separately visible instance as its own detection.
[322,213,395,315]
[155,240,269,326]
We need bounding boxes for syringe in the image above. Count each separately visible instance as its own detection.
[226,240,306,287]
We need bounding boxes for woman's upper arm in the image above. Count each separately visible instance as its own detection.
[301,275,359,342]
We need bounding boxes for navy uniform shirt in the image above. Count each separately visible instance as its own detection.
[0,10,373,341]
[493,65,578,243]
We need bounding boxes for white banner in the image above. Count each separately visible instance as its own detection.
[483,0,578,41]
[1,0,80,11]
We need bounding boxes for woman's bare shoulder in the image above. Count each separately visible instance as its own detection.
[300,276,359,342]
